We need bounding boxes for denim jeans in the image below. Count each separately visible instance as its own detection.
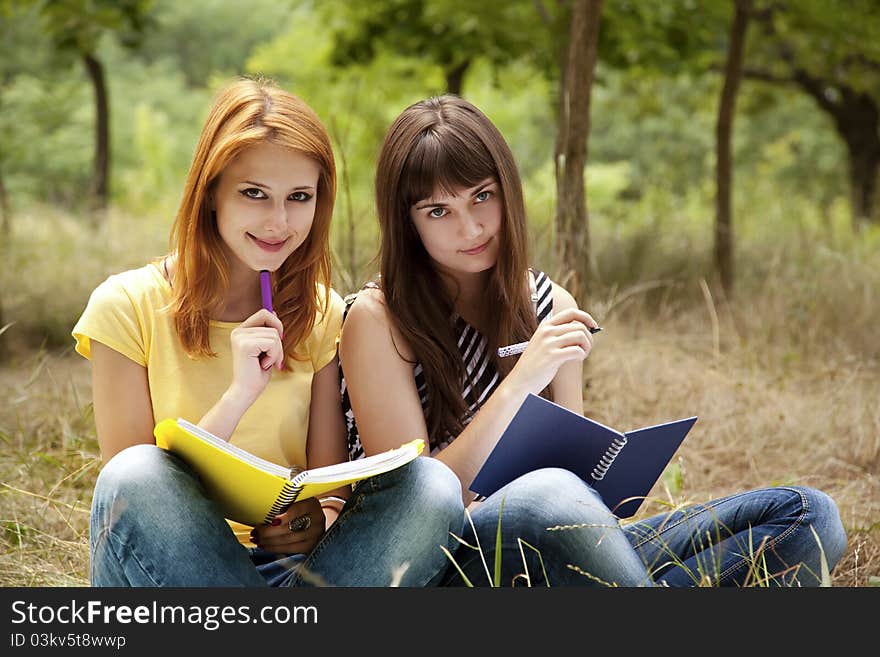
[441,468,846,587]
[443,468,655,586]
[90,445,464,587]
[624,485,847,586]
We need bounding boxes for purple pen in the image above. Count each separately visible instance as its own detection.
[259,270,273,313]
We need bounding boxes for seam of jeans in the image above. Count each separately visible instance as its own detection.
[627,503,717,551]
[627,486,793,550]
[290,487,370,586]
[714,486,809,585]
[98,526,163,587]
[89,525,106,584]
[630,486,809,585]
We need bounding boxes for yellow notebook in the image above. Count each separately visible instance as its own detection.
[154,418,424,527]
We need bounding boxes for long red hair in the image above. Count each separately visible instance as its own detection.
[168,76,335,360]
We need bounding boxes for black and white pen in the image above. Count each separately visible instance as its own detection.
[497,326,602,358]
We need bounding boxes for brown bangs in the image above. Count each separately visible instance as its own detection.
[400,123,498,207]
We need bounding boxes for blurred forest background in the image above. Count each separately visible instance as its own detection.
[0,0,878,586]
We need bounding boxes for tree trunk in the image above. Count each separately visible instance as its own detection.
[837,96,880,228]
[445,59,471,96]
[83,52,110,214]
[789,71,880,228]
[714,0,752,296]
[554,0,603,306]
[845,138,880,227]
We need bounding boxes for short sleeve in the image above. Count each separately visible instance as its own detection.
[71,275,147,366]
[311,287,345,371]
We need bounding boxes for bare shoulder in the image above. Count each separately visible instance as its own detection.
[551,281,579,312]
[341,286,414,362]
[346,286,389,324]
[343,286,395,342]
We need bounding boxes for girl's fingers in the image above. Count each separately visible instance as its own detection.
[240,308,284,333]
[235,327,284,344]
[555,330,591,353]
[237,333,283,369]
[543,321,592,339]
[558,345,589,362]
[255,531,320,551]
[544,307,599,331]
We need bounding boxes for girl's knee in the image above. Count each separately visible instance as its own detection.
[508,467,601,505]
[496,467,614,527]
[795,486,847,565]
[406,457,465,518]
[94,444,172,498]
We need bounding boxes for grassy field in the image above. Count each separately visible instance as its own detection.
[0,208,878,586]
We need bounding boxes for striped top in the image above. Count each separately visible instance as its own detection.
[339,269,554,460]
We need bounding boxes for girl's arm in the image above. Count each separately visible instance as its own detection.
[547,283,586,415]
[339,289,430,459]
[90,341,156,462]
[198,308,285,440]
[339,286,597,503]
[305,355,351,525]
[251,356,349,553]
[92,306,288,461]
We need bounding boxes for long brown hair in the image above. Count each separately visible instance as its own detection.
[169,76,334,361]
[375,95,539,446]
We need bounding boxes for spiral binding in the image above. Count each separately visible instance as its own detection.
[264,482,299,525]
[590,436,627,481]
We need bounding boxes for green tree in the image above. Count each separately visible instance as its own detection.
[327,0,552,96]
[0,0,65,360]
[136,0,294,88]
[745,0,880,227]
[715,0,753,295]
[37,0,154,213]
[0,0,55,235]
[555,0,604,303]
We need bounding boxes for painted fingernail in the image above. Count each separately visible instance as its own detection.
[271,518,281,526]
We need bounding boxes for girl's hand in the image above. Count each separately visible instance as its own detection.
[507,307,599,394]
[227,308,285,407]
[250,497,325,555]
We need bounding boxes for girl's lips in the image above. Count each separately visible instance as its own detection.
[461,239,490,256]
[249,234,288,252]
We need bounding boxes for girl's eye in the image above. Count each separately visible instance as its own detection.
[240,188,267,200]
[290,191,312,202]
[475,190,492,203]
[428,207,447,218]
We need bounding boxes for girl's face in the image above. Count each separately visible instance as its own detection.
[409,177,502,278]
[213,142,320,275]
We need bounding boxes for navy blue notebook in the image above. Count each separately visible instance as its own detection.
[469,394,698,518]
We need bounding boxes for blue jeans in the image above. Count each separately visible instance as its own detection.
[90,446,464,587]
[441,468,846,587]
[625,485,847,586]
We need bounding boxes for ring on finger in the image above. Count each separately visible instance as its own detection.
[288,514,311,533]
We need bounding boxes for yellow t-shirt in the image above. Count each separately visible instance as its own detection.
[72,262,344,543]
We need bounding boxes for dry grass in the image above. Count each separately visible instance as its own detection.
[1,304,876,586]
[1,350,96,585]
[0,207,877,587]
[582,268,880,586]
